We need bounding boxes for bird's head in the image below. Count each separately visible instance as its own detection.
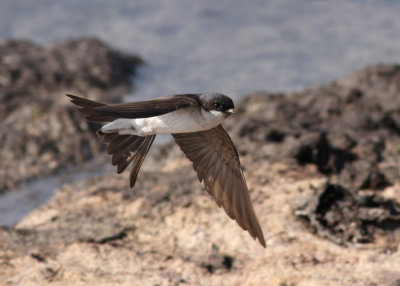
[199,93,235,118]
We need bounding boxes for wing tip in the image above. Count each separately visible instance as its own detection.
[250,219,266,248]
[257,235,266,248]
[66,94,85,104]
[129,178,136,188]
[65,93,77,99]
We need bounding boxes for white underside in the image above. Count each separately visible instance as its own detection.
[101,107,226,136]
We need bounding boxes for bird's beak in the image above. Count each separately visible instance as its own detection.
[225,108,235,116]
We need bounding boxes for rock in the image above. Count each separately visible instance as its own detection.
[293,182,400,245]
[230,65,400,193]
[1,64,400,284]
[0,38,143,192]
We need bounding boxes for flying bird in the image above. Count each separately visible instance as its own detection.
[66,93,265,247]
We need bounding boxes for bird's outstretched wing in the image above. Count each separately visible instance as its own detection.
[173,125,266,247]
[66,94,198,121]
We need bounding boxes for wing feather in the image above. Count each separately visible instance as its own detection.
[93,95,198,119]
[97,130,155,187]
[129,135,156,187]
[67,93,199,121]
[103,132,120,143]
[114,137,147,173]
[107,134,137,155]
[66,94,116,122]
[173,125,265,247]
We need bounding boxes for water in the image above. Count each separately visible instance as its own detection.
[1,0,400,225]
[0,0,399,100]
[0,158,113,226]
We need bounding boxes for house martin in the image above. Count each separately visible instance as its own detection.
[67,93,265,247]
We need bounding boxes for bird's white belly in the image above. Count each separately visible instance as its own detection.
[101,107,225,136]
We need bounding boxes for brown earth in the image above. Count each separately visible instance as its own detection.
[1,65,400,285]
[0,38,143,192]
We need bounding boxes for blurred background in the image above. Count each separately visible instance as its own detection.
[1,1,400,284]
[1,0,399,101]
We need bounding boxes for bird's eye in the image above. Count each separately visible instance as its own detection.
[214,103,221,110]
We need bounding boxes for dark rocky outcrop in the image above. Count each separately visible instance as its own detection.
[226,65,400,245]
[0,38,143,192]
[232,65,400,190]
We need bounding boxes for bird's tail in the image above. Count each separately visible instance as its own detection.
[66,94,117,122]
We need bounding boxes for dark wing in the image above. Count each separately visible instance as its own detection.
[173,125,266,247]
[66,94,117,122]
[66,93,199,121]
[93,94,198,119]
[98,130,156,188]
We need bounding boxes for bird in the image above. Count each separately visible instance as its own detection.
[66,93,265,247]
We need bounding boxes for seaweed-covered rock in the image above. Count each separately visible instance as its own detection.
[0,38,143,192]
[294,183,400,246]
